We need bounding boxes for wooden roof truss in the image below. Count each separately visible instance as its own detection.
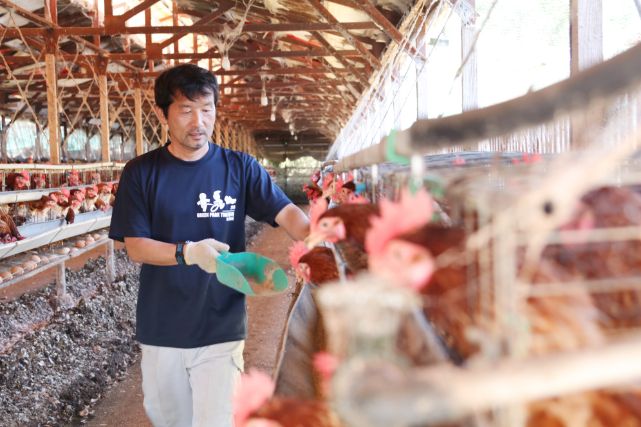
[0,0,423,161]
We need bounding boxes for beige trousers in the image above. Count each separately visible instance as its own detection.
[140,340,244,427]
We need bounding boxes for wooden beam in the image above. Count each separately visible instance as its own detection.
[215,67,352,77]
[0,0,54,28]
[161,122,168,145]
[570,0,603,74]
[461,0,477,112]
[98,71,110,162]
[0,116,6,162]
[0,2,141,74]
[101,48,362,61]
[312,30,369,89]
[172,0,179,65]
[416,25,429,119]
[45,53,60,164]
[352,0,425,61]
[135,87,143,156]
[215,119,222,146]
[46,0,57,24]
[157,4,234,50]
[570,0,603,149]
[120,0,160,22]
[2,22,379,37]
[306,0,381,68]
[1,49,359,63]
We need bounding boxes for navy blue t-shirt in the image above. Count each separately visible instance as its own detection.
[109,143,291,348]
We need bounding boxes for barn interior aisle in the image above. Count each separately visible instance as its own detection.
[3,0,641,426]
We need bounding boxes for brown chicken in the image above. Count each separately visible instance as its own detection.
[30,173,47,189]
[234,369,341,427]
[28,195,57,223]
[49,189,71,218]
[289,241,339,286]
[306,199,379,273]
[63,199,82,224]
[5,171,30,191]
[365,189,641,426]
[94,198,111,212]
[82,185,99,212]
[96,183,114,210]
[0,211,24,243]
[544,185,641,330]
[89,172,101,184]
[66,170,81,186]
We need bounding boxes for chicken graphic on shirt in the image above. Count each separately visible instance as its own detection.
[197,193,211,212]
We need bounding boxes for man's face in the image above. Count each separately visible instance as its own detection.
[163,91,216,152]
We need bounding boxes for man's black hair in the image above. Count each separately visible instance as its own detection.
[154,63,219,118]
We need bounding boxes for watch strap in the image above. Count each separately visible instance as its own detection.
[175,241,189,265]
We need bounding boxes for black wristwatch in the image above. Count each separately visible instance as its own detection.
[175,241,191,265]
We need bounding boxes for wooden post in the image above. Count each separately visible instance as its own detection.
[161,122,168,145]
[0,116,6,162]
[106,239,116,283]
[172,0,179,66]
[85,127,93,161]
[35,129,42,160]
[570,0,603,148]
[56,262,66,297]
[461,0,478,112]
[135,87,144,156]
[214,119,222,146]
[220,119,227,148]
[571,0,603,74]
[98,59,111,162]
[231,123,237,150]
[45,52,60,164]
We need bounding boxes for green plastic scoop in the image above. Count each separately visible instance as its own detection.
[215,251,289,296]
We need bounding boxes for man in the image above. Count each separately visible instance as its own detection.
[109,63,309,427]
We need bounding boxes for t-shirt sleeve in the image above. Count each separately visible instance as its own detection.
[108,163,152,242]
[244,156,291,226]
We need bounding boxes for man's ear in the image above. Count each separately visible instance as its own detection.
[154,105,168,125]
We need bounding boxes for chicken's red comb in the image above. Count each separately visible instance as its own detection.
[365,188,434,257]
[313,351,340,380]
[288,241,308,268]
[335,176,345,193]
[321,172,334,191]
[19,171,29,180]
[309,198,328,231]
[61,188,70,197]
[233,369,275,426]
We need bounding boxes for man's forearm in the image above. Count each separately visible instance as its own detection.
[275,203,310,241]
[124,237,178,265]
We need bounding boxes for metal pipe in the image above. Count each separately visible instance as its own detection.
[334,40,641,173]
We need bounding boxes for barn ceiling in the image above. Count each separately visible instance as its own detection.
[0,0,419,161]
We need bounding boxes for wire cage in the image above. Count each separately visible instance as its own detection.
[307,46,641,427]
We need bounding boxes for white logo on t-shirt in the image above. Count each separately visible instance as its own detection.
[196,191,237,221]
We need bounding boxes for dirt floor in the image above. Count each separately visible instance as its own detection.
[85,223,299,426]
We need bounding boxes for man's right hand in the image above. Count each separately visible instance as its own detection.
[184,239,230,273]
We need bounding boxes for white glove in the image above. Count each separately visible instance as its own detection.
[184,238,230,273]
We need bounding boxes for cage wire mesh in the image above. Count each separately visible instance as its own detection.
[310,0,641,423]
[324,62,641,427]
